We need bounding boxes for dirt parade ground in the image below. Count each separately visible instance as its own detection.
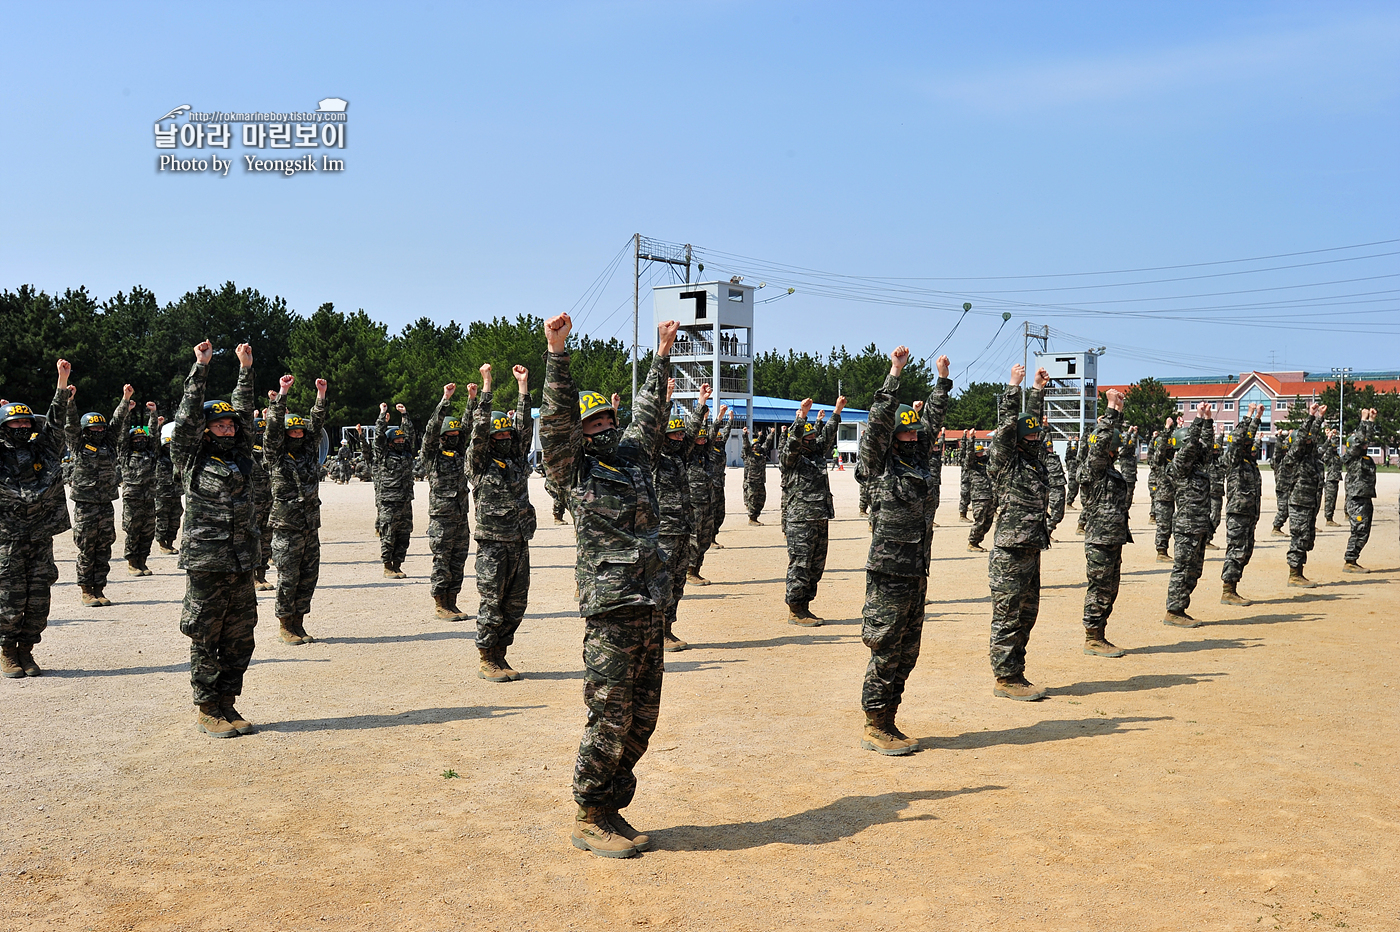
[2,466,1397,932]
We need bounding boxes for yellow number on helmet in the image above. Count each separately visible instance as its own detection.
[12,405,32,416]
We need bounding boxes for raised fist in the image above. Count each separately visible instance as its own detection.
[545,313,572,352]
[279,375,295,394]
[396,403,407,414]
[235,343,253,367]
[194,341,213,365]
[1010,364,1026,387]
[443,383,456,400]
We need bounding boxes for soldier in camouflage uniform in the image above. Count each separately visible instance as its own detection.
[250,411,274,590]
[1042,438,1066,544]
[469,363,537,681]
[155,420,182,554]
[421,381,475,621]
[987,364,1051,700]
[118,402,161,576]
[0,361,73,679]
[1270,431,1295,535]
[1119,426,1140,520]
[1322,430,1342,526]
[958,429,974,520]
[779,394,844,625]
[685,414,717,585]
[265,375,329,645]
[965,438,993,551]
[1148,417,1178,561]
[1205,433,1225,550]
[655,380,710,651]
[857,348,951,755]
[1219,404,1265,606]
[707,406,733,548]
[1163,404,1214,627]
[927,426,946,527]
[541,311,677,859]
[1283,405,1326,587]
[172,340,260,738]
[1341,409,1378,572]
[66,383,133,606]
[1063,436,1080,509]
[368,402,416,578]
[1078,390,1131,657]
[545,477,568,525]
[741,425,772,524]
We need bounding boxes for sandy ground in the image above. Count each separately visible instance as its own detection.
[2,467,1397,932]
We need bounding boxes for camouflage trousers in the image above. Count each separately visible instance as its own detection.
[713,485,727,535]
[1220,511,1259,584]
[1066,473,1080,508]
[121,494,157,564]
[1082,543,1122,632]
[784,519,829,607]
[475,539,529,651]
[658,533,692,638]
[573,604,664,810]
[959,472,971,516]
[1166,530,1207,614]
[155,491,183,546]
[180,570,257,704]
[1344,498,1373,563]
[546,481,567,522]
[72,500,116,589]
[1272,484,1293,531]
[1046,489,1066,537]
[988,546,1041,678]
[688,502,716,576]
[1323,479,1339,522]
[927,483,941,524]
[861,571,927,711]
[1152,495,1175,553]
[428,515,471,595]
[254,494,272,571]
[0,537,59,647]
[859,480,872,514]
[271,528,321,619]
[1286,493,1320,570]
[744,477,767,521]
[968,498,994,547]
[378,500,413,567]
[1208,495,1223,540]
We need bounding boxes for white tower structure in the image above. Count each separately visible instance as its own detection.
[1035,350,1100,444]
[653,281,756,427]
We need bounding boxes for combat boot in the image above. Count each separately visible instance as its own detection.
[858,507,868,517]
[196,702,239,738]
[1162,610,1201,628]
[93,588,113,606]
[383,563,398,578]
[571,806,637,858]
[712,540,724,550]
[1271,526,1288,537]
[993,675,1047,701]
[1220,582,1252,605]
[433,592,457,620]
[445,590,471,621]
[749,517,763,526]
[959,512,970,522]
[1156,550,1172,563]
[254,568,274,591]
[1287,567,1316,588]
[554,515,567,525]
[1343,561,1368,574]
[495,649,521,681]
[80,586,101,607]
[1,643,24,679]
[478,648,512,683]
[861,711,915,756]
[1075,524,1085,535]
[601,809,651,851]
[278,617,305,645]
[1326,518,1340,527]
[1083,628,1126,657]
[128,560,145,576]
[291,614,315,643]
[663,632,689,652]
[158,540,178,554]
[686,572,709,586]
[219,695,255,735]
[967,542,987,553]
[787,603,823,627]
[1204,541,1219,551]
[391,564,407,579]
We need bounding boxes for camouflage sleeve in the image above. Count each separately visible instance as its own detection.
[232,364,255,427]
[514,392,533,462]
[620,352,669,465]
[307,391,327,441]
[541,352,581,490]
[419,396,450,465]
[1284,415,1317,467]
[145,407,159,443]
[401,413,416,449]
[265,393,286,459]
[1171,416,1212,479]
[821,412,841,458]
[756,430,772,458]
[172,363,208,468]
[686,401,708,444]
[922,376,953,436]
[859,373,900,482]
[989,386,1020,479]
[375,408,390,458]
[1116,432,1137,474]
[717,409,733,447]
[63,386,80,451]
[1342,420,1373,466]
[117,402,134,458]
[1083,408,1123,481]
[780,414,805,469]
[469,390,493,481]
[1046,457,1066,515]
[742,432,752,459]
[112,398,133,440]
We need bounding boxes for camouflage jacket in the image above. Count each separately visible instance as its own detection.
[988,386,1049,550]
[686,424,715,509]
[1043,448,1066,515]
[0,388,73,540]
[927,436,944,487]
[118,409,161,500]
[1080,408,1132,546]
[1323,440,1342,482]
[265,393,327,532]
[1118,434,1139,496]
[910,378,953,510]
[1273,439,1297,494]
[371,409,417,504]
[1148,433,1176,503]
[420,396,472,521]
[1208,446,1226,498]
[1342,420,1376,500]
[655,402,705,537]
[779,410,840,523]
[741,429,771,486]
[859,373,951,577]
[250,427,272,503]
[172,362,259,573]
[155,442,180,500]
[1169,416,1214,534]
[707,410,733,496]
[541,349,671,618]
[65,396,130,503]
[468,390,536,542]
[1222,416,1262,517]
[1284,415,1324,504]
[966,451,992,502]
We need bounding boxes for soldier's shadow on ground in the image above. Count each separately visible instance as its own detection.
[316,630,479,645]
[1129,637,1264,654]
[1205,611,1324,626]
[686,633,852,651]
[45,656,329,678]
[921,715,1171,749]
[1245,593,1342,606]
[657,786,1003,852]
[263,704,543,732]
[1049,673,1224,696]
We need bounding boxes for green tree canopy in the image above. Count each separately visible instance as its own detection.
[1120,378,1178,434]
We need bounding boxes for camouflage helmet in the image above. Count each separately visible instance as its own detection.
[80,412,108,430]
[385,426,408,444]
[253,416,267,433]
[1016,413,1041,439]
[284,413,309,432]
[0,402,37,427]
[895,404,924,434]
[439,417,464,435]
[202,399,239,425]
[801,421,818,436]
[490,411,514,434]
[129,425,150,439]
[1169,426,1190,447]
[578,391,614,423]
[666,412,686,434]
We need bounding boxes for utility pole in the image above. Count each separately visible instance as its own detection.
[632,235,693,404]
[1332,367,1352,453]
[1022,321,1048,407]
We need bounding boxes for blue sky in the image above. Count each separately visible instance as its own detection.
[1,1,1396,387]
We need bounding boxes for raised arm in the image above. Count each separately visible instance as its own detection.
[1083,390,1124,482]
[375,403,391,457]
[1171,403,1214,479]
[619,320,677,464]
[921,354,953,436]
[172,342,212,467]
[858,346,907,482]
[540,313,582,489]
[469,370,495,480]
[820,396,845,457]
[511,365,533,461]
[420,384,456,464]
[781,399,812,469]
[989,365,1026,478]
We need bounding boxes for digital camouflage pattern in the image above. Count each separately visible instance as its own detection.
[251,421,272,572]
[1284,414,1324,570]
[474,539,530,651]
[958,437,973,517]
[708,409,733,537]
[655,402,704,636]
[686,415,717,576]
[1166,415,1213,612]
[118,410,160,565]
[780,408,840,606]
[470,390,537,649]
[180,569,257,704]
[1220,415,1263,585]
[741,428,772,520]
[368,409,417,568]
[988,545,1040,678]
[1148,431,1176,552]
[154,435,183,548]
[1271,434,1296,531]
[266,393,327,619]
[1208,441,1225,539]
[860,572,925,711]
[420,395,473,596]
[1119,430,1139,512]
[987,385,1048,677]
[1079,407,1132,634]
[1064,436,1082,508]
[1342,420,1376,563]
[1043,446,1066,537]
[67,396,130,590]
[965,440,993,546]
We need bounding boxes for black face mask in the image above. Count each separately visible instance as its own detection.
[131,438,148,451]
[3,426,30,449]
[490,437,512,457]
[390,441,409,456]
[443,433,464,452]
[895,439,921,460]
[663,437,684,455]
[207,434,237,454]
[583,427,620,459]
